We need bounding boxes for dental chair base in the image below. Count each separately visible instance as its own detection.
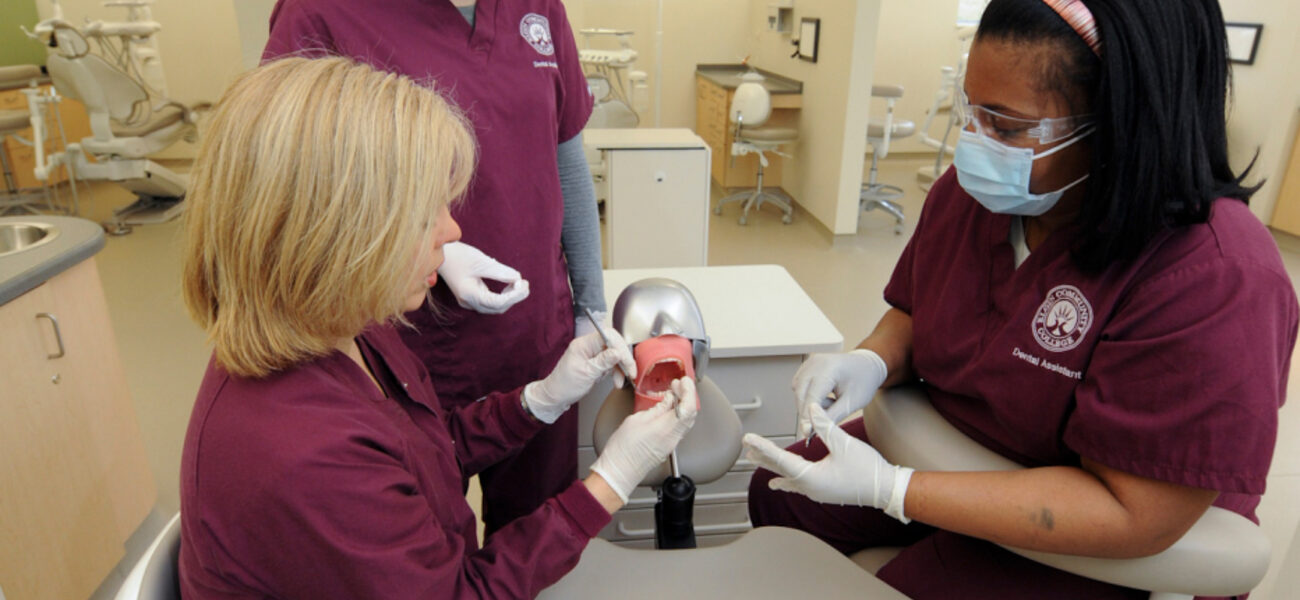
[654,475,697,549]
[57,145,186,232]
[858,384,1272,600]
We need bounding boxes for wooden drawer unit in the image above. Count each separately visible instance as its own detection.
[693,74,799,191]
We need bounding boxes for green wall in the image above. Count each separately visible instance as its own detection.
[1,0,47,68]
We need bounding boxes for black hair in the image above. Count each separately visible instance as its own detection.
[976,0,1259,273]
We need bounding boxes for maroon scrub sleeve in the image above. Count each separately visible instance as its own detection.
[1064,257,1296,497]
[444,386,546,476]
[199,446,604,600]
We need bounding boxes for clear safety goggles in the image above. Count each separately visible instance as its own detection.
[956,90,1093,147]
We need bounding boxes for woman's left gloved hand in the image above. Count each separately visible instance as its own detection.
[438,242,531,314]
[742,403,915,523]
[523,326,636,423]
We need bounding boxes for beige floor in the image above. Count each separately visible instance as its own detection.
[68,156,1300,598]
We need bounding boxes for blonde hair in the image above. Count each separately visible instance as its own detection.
[182,57,476,378]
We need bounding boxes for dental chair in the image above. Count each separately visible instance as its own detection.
[853,384,1272,600]
[714,72,797,225]
[542,278,906,598]
[31,18,206,233]
[860,84,915,235]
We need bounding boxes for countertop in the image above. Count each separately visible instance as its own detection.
[600,264,842,358]
[696,64,803,95]
[583,128,707,150]
[0,216,105,306]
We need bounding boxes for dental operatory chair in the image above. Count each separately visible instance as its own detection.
[714,72,797,225]
[542,278,907,598]
[592,277,742,549]
[860,84,915,235]
[853,384,1272,600]
[25,1,207,234]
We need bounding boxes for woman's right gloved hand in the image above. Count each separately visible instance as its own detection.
[792,349,888,440]
[590,378,699,503]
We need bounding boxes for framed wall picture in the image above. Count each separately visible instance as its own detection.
[1226,22,1263,65]
[798,18,819,63]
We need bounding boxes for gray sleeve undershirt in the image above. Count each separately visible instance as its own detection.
[456,5,476,25]
[558,133,607,316]
[457,4,604,316]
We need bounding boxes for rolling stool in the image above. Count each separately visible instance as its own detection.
[861,84,915,234]
[714,72,797,225]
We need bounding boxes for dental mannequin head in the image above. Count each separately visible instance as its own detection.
[611,278,711,411]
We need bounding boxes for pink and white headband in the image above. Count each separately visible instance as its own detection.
[1042,0,1102,56]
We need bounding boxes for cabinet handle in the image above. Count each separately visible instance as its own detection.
[617,518,754,538]
[616,522,656,538]
[733,396,763,412]
[35,313,65,359]
[693,520,753,535]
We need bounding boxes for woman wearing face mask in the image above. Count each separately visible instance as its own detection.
[744,1,1297,598]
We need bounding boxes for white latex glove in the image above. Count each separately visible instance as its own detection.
[573,309,605,340]
[590,378,700,502]
[523,327,636,423]
[743,403,914,523]
[792,349,888,441]
[438,241,530,314]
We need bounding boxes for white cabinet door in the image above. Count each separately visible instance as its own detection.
[607,148,709,268]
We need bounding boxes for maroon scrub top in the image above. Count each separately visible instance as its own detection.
[178,325,611,599]
[263,0,594,405]
[885,169,1298,521]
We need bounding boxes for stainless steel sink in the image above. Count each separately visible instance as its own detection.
[0,222,61,258]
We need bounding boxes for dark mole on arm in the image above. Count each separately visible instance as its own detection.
[1034,508,1056,531]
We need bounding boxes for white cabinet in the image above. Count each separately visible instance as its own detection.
[584,128,710,268]
[577,265,842,547]
[0,258,155,600]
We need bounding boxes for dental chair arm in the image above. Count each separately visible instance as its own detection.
[863,385,1271,597]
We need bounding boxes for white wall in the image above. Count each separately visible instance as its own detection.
[36,0,247,159]
[870,0,962,155]
[563,0,753,129]
[747,0,883,234]
[1218,1,1300,227]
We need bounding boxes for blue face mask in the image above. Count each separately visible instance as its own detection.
[953,128,1092,216]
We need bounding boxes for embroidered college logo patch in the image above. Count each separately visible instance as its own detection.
[519,13,555,56]
[1032,285,1092,352]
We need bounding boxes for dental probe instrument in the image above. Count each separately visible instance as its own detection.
[584,307,628,382]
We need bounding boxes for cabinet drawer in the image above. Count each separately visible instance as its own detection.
[707,355,801,437]
[601,502,751,541]
[578,435,795,510]
[608,532,744,549]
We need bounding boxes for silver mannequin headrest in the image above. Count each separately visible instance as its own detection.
[611,278,711,378]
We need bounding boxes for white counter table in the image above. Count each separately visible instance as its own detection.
[576,264,843,547]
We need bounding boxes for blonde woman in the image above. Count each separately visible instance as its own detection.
[178,56,697,599]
